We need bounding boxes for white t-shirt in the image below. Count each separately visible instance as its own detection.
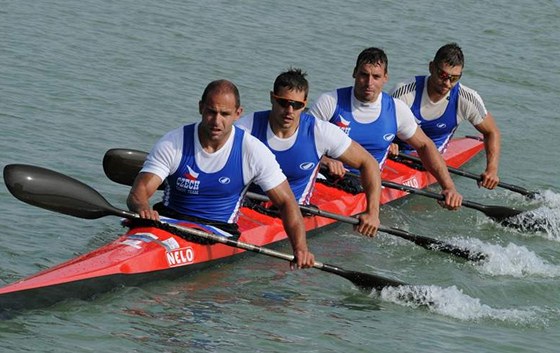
[141,123,286,192]
[307,87,418,141]
[235,112,352,159]
[389,76,488,125]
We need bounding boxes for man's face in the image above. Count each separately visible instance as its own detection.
[429,61,463,96]
[353,62,388,103]
[199,91,242,144]
[269,87,307,131]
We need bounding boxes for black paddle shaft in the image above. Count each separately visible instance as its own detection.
[392,153,538,198]
[380,179,524,221]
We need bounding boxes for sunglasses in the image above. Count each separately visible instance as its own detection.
[435,66,462,84]
[272,94,306,110]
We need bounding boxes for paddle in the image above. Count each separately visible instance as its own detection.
[3,164,406,291]
[251,193,485,261]
[390,153,539,199]
[344,173,548,233]
[380,179,524,221]
[102,148,486,261]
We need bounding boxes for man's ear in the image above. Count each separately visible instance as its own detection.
[235,106,244,121]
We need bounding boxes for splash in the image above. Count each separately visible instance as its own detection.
[451,237,560,277]
[500,209,558,238]
[485,189,560,239]
[378,285,544,324]
[536,189,560,208]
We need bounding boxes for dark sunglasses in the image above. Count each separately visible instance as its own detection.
[435,66,462,84]
[272,94,306,110]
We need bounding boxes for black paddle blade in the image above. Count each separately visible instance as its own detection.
[497,212,551,233]
[3,164,127,220]
[479,204,524,221]
[103,148,166,190]
[320,263,406,291]
[102,148,147,187]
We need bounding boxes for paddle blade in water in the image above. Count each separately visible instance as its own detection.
[498,212,552,233]
[4,164,123,219]
[319,263,406,291]
[481,205,525,221]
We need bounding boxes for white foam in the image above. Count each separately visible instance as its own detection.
[378,285,545,324]
[536,189,560,208]
[505,207,559,240]
[479,189,560,239]
[451,237,560,277]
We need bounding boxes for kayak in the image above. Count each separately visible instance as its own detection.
[0,136,484,311]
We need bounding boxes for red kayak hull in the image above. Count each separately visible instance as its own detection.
[0,137,484,311]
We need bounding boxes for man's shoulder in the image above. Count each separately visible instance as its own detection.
[389,76,418,98]
[240,128,268,151]
[236,113,255,132]
[457,84,485,104]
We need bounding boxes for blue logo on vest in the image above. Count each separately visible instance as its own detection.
[218,177,231,184]
[383,133,395,142]
[299,162,316,171]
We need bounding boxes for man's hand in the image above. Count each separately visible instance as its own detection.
[388,143,400,157]
[137,208,160,221]
[355,213,380,237]
[439,188,463,210]
[291,248,315,270]
[321,157,346,178]
[479,169,499,189]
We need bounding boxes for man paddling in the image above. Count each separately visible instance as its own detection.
[127,79,314,269]
[236,68,382,237]
[389,43,501,189]
[308,47,463,210]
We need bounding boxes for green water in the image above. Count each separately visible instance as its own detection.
[1,0,559,352]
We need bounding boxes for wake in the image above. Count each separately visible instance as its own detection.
[484,189,560,239]
[450,237,560,277]
[377,284,554,325]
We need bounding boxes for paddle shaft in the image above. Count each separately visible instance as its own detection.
[381,180,487,211]
[163,220,407,289]
[392,153,537,198]
[247,192,485,261]
[379,179,523,219]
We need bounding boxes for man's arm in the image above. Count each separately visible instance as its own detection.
[405,128,463,210]
[265,180,315,269]
[337,141,381,237]
[307,91,337,121]
[474,113,501,189]
[127,172,163,220]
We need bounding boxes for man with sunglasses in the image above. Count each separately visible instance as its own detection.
[390,43,501,189]
[236,69,382,237]
[308,47,463,210]
[128,79,315,269]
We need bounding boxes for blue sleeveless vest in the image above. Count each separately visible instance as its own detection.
[251,111,320,204]
[329,86,397,171]
[400,76,459,153]
[163,124,246,223]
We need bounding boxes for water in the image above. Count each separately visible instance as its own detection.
[1,0,560,351]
